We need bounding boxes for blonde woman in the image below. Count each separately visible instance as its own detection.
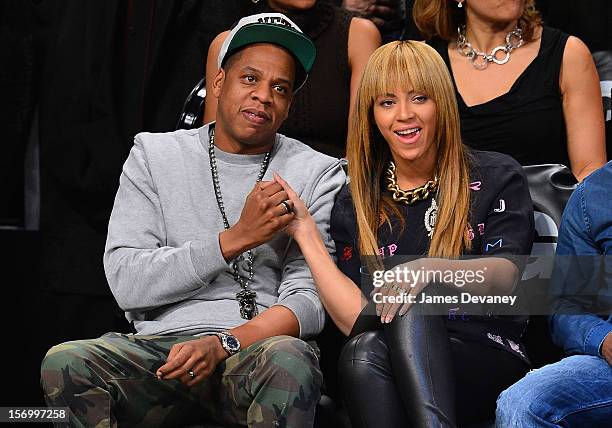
[276,41,534,427]
[412,0,606,182]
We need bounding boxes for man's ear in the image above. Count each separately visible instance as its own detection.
[212,68,225,99]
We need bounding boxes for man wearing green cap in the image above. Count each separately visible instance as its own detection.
[40,13,346,428]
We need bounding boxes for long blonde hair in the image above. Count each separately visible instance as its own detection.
[412,0,542,42]
[346,41,471,266]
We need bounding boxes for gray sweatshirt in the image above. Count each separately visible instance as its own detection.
[104,124,346,338]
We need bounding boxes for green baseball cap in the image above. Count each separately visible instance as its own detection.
[217,13,316,92]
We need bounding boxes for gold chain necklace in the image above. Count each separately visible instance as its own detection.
[385,161,438,205]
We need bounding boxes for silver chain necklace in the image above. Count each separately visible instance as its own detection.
[456,25,524,70]
[208,127,273,320]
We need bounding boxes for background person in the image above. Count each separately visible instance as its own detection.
[339,0,406,41]
[496,161,612,427]
[412,0,606,181]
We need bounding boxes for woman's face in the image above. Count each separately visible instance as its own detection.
[463,0,524,25]
[373,85,438,167]
[267,0,317,12]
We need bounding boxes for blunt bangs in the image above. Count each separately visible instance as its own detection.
[359,41,459,149]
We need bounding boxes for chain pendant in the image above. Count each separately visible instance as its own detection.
[208,126,272,319]
[236,289,258,319]
[424,199,438,237]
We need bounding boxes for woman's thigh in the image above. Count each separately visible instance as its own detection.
[339,328,528,426]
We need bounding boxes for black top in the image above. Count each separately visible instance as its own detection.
[259,0,352,158]
[429,27,570,167]
[330,150,535,363]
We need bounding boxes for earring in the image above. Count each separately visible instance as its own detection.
[458,0,463,8]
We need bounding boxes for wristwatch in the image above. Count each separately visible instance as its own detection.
[213,331,241,356]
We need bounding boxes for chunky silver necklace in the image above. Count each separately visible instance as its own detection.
[208,127,273,320]
[456,25,524,70]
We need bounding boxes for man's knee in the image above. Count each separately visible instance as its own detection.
[495,370,554,427]
[40,339,104,399]
[255,336,323,390]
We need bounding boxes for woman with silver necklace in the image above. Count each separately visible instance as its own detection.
[412,0,606,182]
[275,41,535,427]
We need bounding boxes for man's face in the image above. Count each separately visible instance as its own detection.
[213,43,296,148]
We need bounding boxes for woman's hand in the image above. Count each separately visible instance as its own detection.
[273,173,318,240]
[374,258,429,323]
[275,172,367,335]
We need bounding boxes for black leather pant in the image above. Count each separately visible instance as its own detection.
[338,308,528,428]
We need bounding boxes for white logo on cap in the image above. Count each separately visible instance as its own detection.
[217,13,303,69]
[256,16,293,28]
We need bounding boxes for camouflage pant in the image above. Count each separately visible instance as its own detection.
[41,333,322,428]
